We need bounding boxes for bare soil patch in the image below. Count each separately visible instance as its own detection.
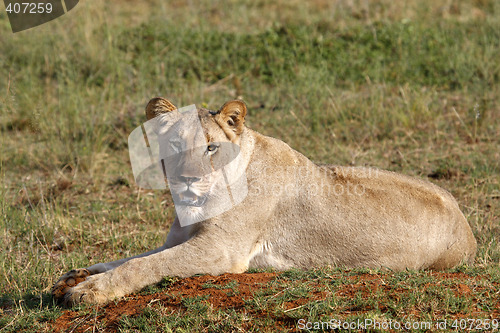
[51,271,500,332]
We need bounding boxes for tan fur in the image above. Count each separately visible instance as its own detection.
[214,100,247,141]
[52,98,477,306]
[145,97,176,120]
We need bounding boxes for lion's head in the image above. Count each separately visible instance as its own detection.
[145,98,249,225]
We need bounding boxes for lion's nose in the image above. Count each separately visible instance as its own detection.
[179,176,201,186]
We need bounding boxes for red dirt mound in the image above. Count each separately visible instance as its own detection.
[52,272,277,332]
[51,271,500,333]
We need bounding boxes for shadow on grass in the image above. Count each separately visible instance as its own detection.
[0,291,59,312]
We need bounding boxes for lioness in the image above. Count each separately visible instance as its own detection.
[52,98,477,306]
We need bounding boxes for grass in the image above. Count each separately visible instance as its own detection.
[0,0,499,331]
[27,267,500,332]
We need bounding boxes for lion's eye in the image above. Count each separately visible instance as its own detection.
[207,144,219,153]
[170,141,182,152]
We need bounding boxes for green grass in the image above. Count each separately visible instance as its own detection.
[1,0,499,331]
[41,267,499,332]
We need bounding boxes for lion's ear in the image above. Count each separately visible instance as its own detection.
[145,97,177,120]
[216,100,247,137]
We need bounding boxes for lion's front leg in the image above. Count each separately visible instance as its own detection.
[51,257,152,306]
[52,268,91,304]
[51,228,181,306]
[52,263,138,306]
[51,247,167,306]
[59,271,116,306]
[53,227,252,306]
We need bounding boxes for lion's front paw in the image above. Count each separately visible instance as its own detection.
[53,270,113,307]
[52,268,90,303]
[61,274,112,306]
